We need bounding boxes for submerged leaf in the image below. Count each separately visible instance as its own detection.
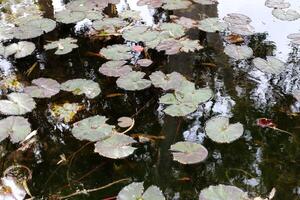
[170,141,208,164]
[61,79,101,99]
[156,39,182,55]
[116,71,151,91]
[0,116,31,143]
[0,93,36,115]
[72,115,115,142]
[205,116,244,143]
[199,184,249,200]
[252,56,285,75]
[24,78,60,98]
[94,134,136,159]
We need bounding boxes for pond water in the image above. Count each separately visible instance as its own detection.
[0,0,300,199]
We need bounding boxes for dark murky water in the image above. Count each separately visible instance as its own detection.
[0,0,300,199]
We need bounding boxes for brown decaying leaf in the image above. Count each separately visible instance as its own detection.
[224,34,244,44]
[106,93,124,98]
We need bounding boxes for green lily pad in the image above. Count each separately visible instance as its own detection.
[170,141,208,164]
[192,0,218,5]
[205,116,244,143]
[117,182,165,200]
[224,44,253,60]
[179,38,204,52]
[116,71,152,91]
[3,41,35,59]
[54,10,85,24]
[252,56,285,75]
[160,23,185,38]
[0,116,31,143]
[24,78,60,98]
[24,18,56,33]
[122,26,159,42]
[94,134,137,159]
[162,0,192,10]
[198,17,228,33]
[99,61,132,77]
[156,39,182,55]
[100,44,132,60]
[61,78,101,99]
[72,115,115,142]
[149,71,186,90]
[272,8,300,21]
[44,37,78,55]
[199,184,249,200]
[159,81,213,116]
[137,0,163,8]
[12,25,44,40]
[119,10,142,21]
[0,93,36,115]
[0,25,14,41]
[229,24,255,35]
[265,0,290,9]
[137,59,153,67]
[223,13,252,25]
[93,18,127,33]
[287,33,300,45]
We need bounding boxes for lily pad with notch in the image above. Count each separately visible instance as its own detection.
[252,56,285,75]
[24,78,60,98]
[224,44,253,60]
[272,8,300,21]
[1,41,35,59]
[0,93,36,115]
[149,71,186,90]
[116,71,151,91]
[99,61,132,77]
[100,44,132,61]
[198,17,228,33]
[44,37,78,55]
[199,184,249,200]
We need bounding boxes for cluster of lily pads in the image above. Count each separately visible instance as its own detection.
[1,0,299,199]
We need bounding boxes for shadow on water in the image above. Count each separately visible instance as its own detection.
[0,0,300,199]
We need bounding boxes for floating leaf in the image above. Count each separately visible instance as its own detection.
[0,116,31,143]
[223,13,252,25]
[0,25,14,41]
[252,56,285,75]
[54,10,85,24]
[72,115,115,142]
[50,103,84,123]
[229,24,255,35]
[93,18,127,33]
[100,44,132,60]
[192,0,218,5]
[119,10,141,21]
[205,116,244,143]
[224,44,253,60]
[199,184,249,200]
[44,37,78,55]
[162,0,192,10]
[179,38,203,52]
[117,182,165,200]
[156,39,182,55]
[137,0,163,8]
[117,117,134,128]
[170,141,208,164]
[24,18,56,33]
[265,0,290,9]
[272,8,300,21]
[198,17,228,33]
[137,59,153,67]
[287,33,300,45]
[116,71,151,91]
[0,176,27,199]
[61,78,101,99]
[3,41,35,59]
[160,23,185,38]
[24,78,60,98]
[159,81,213,116]
[149,71,186,90]
[94,134,137,159]
[99,61,132,77]
[12,25,44,39]
[0,93,36,115]
[174,16,198,29]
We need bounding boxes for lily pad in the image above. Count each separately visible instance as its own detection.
[159,81,213,116]
[61,78,101,99]
[198,17,228,33]
[119,10,142,21]
[287,33,300,45]
[192,0,218,5]
[174,16,198,29]
[149,71,186,90]
[137,59,153,67]
[137,0,163,8]
[100,44,132,60]
[0,116,31,143]
[117,182,165,200]
[93,18,127,33]
[160,23,185,38]
[272,8,300,21]
[99,61,132,77]
[24,78,60,98]
[116,71,151,91]
[50,103,84,123]
[205,116,244,143]
[156,39,183,55]
[94,134,137,159]
[3,41,35,59]
[180,38,204,52]
[12,25,44,39]
[223,13,252,25]
[0,93,36,115]
[25,18,56,33]
[117,117,134,128]
[199,184,249,200]
[252,56,285,75]
[162,0,192,10]
[170,141,208,164]
[55,10,85,24]
[44,37,78,55]
[72,115,115,142]
[224,44,253,60]
[265,0,290,9]
[229,24,255,35]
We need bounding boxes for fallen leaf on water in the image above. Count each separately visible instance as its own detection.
[106,93,124,98]
[224,34,244,44]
